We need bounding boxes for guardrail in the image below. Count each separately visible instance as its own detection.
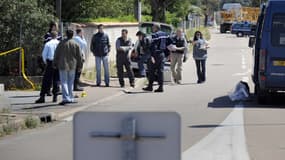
[0,47,35,90]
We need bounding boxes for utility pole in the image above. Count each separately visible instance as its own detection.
[56,0,63,35]
[134,0,142,22]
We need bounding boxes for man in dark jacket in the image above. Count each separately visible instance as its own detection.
[90,24,111,87]
[116,29,135,88]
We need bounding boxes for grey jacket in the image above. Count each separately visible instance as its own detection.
[54,39,83,71]
[193,39,207,60]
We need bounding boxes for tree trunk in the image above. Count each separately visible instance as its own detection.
[151,0,166,22]
[204,13,208,27]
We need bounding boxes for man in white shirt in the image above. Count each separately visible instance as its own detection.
[35,31,60,103]
[73,28,87,91]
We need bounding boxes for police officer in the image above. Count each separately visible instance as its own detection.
[35,31,60,103]
[143,23,170,92]
[116,29,135,88]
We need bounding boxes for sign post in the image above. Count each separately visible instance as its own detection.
[73,112,181,160]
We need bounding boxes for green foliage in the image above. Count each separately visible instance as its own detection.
[165,12,181,27]
[25,116,40,129]
[61,0,135,22]
[0,0,55,76]
[77,15,137,23]
[142,15,153,22]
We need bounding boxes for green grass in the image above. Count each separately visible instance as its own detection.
[24,115,40,129]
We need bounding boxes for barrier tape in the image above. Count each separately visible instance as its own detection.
[0,47,35,90]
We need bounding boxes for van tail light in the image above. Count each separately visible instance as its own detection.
[259,49,267,72]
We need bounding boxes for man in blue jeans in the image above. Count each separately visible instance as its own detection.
[54,29,83,105]
[90,24,111,87]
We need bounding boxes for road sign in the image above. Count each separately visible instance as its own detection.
[73,112,181,160]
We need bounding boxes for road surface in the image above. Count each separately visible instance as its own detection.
[1,29,285,160]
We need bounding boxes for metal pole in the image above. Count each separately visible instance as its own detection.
[138,0,142,22]
[19,15,23,76]
[56,0,63,36]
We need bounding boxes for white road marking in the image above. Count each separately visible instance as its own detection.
[232,69,251,76]
[182,106,250,160]
[242,54,247,69]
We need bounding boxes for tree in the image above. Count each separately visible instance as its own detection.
[0,0,55,76]
[145,0,190,23]
[201,0,219,26]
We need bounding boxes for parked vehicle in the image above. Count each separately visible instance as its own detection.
[130,22,174,72]
[219,3,259,33]
[231,21,256,37]
[249,0,285,104]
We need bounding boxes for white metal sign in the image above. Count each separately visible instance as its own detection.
[73,112,181,160]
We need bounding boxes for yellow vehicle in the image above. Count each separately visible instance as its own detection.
[220,3,260,33]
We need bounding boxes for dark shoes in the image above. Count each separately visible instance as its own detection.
[197,80,205,84]
[46,92,52,96]
[154,87,164,93]
[142,86,153,92]
[35,97,45,103]
[53,96,57,103]
[105,84,109,87]
[59,101,78,105]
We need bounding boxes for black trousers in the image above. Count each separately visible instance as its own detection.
[116,55,134,86]
[40,60,59,97]
[74,69,81,88]
[195,59,206,82]
[148,53,165,87]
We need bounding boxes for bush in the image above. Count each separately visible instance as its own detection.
[25,116,40,129]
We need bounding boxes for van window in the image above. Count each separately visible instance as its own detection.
[271,14,285,46]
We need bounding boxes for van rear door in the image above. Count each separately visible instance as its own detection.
[266,9,285,88]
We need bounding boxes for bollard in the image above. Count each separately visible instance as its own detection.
[0,84,4,95]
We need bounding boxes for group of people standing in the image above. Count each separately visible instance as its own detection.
[138,24,209,92]
[36,22,85,105]
[35,22,209,105]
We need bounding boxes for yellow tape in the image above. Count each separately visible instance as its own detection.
[0,47,21,56]
[0,47,35,90]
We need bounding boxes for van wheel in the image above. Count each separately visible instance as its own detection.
[256,86,268,104]
[257,94,267,104]
[237,32,244,37]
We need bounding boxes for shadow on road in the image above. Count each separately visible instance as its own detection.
[9,95,39,98]
[208,94,285,109]
[189,123,285,128]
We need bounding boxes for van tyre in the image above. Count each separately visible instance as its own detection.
[255,85,269,104]
[237,32,244,37]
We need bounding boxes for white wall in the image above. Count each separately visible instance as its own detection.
[70,23,139,71]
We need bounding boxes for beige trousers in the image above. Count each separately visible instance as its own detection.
[170,52,184,81]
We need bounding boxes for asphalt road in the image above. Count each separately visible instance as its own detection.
[0,28,284,160]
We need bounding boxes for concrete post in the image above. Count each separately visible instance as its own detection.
[0,84,4,95]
